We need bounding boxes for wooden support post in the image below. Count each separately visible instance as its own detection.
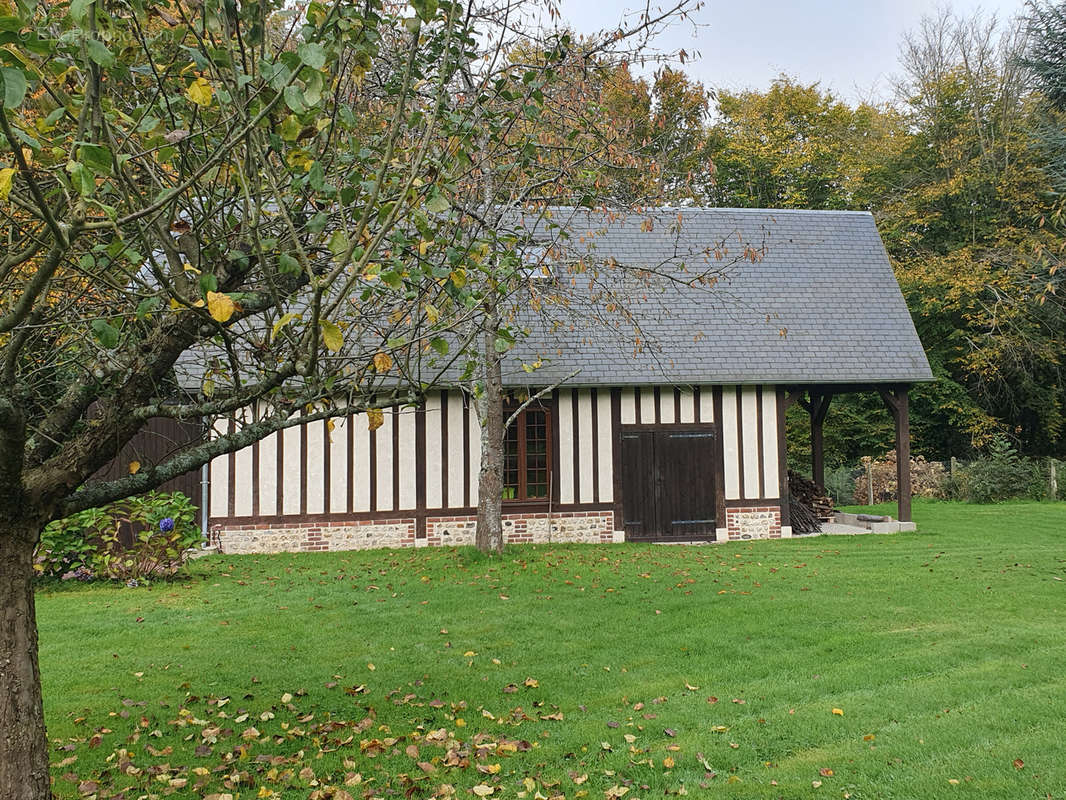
[809,392,832,490]
[878,385,911,523]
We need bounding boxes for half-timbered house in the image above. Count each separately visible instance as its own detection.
[206,208,932,552]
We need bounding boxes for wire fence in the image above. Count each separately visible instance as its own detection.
[821,456,1065,506]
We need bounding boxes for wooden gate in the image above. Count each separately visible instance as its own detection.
[620,427,717,541]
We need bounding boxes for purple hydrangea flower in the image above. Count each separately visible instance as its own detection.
[159,517,175,533]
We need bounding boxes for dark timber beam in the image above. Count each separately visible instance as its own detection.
[808,392,833,490]
[878,385,912,522]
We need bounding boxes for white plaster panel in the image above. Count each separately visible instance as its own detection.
[233,442,253,517]
[761,389,781,498]
[742,387,761,499]
[398,408,417,510]
[425,393,443,508]
[329,416,348,514]
[597,389,614,503]
[209,419,229,518]
[258,431,278,517]
[447,392,466,508]
[578,390,595,503]
[281,425,302,515]
[699,386,715,422]
[376,408,395,512]
[352,413,371,513]
[659,389,676,424]
[305,419,326,514]
[722,387,741,500]
[620,388,636,424]
[557,389,575,504]
[640,387,656,424]
[679,389,695,423]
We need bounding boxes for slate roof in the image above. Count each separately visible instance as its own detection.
[499,207,933,388]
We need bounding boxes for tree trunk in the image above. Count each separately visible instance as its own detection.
[0,517,52,800]
[475,329,505,555]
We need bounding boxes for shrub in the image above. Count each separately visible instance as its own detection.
[35,491,201,582]
[853,451,947,505]
[824,465,860,505]
[962,437,1045,503]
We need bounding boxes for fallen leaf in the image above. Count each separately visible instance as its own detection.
[831,708,844,716]
[812,780,822,788]
[819,768,833,777]
[472,784,495,797]
[663,756,675,768]
[1013,759,1024,769]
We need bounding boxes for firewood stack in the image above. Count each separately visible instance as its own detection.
[788,470,835,533]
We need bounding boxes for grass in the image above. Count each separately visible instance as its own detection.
[37,499,1066,799]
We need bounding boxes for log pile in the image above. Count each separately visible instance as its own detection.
[788,470,835,533]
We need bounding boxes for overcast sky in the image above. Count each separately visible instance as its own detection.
[555,0,1029,104]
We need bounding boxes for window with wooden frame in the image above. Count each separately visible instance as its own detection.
[503,402,552,501]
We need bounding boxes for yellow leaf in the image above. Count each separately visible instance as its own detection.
[320,320,343,352]
[472,785,494,797]
[272,312,301,337]
[418,239,432,256]
[206,291,236,322]
[186,77,214,106]
[662,756,675,769]
[367,408,383,431]
[128,460,140,474]
[373,352,393,372]
[0,167,15,202]
[366,663,375,671]
[831,708,844,717]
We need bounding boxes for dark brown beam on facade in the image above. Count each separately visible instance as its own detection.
[878,385,912,522]
[809,392,833,490]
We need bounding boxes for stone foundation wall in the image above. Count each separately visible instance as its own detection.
[426,511,617,547]
[217,519,416,554]
[215,511,618,554]
[724,506,784,541]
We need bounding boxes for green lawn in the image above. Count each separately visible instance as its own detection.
[38,500,1066,799]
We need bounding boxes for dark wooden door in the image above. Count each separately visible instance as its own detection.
[621,428,717,542]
